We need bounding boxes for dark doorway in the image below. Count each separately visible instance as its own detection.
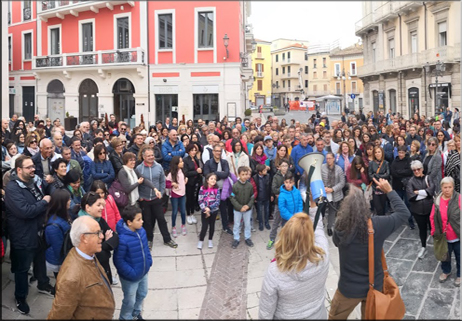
[193,94,218,123]
[79,79,99,122]
[9,87,15,118]
[389,89,397,113]
[155,94,178,123]
[22,86,35,123]
[113,78,136,128]
[47,79,65,122]
[372,90,379,114]
[408,87,419,116]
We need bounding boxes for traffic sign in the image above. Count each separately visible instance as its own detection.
[350,94,356,99]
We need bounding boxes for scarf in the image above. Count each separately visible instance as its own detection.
[27,146,40,156]
[253,153,267,165]
[233,152,241,170]
[78,209,101,222]
[342,153,351,171]
[327,164,336,188]
[123,165,139,205]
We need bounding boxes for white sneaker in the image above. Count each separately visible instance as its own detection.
[197,241,203,250]
[208,240,213,248]
[112,274,119,285]
[417,247,427,259]
[191,215,197,224]
[187,216,193,225]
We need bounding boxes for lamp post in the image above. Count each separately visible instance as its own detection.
[424,60,446,115]
[223,34,229,59]
[337,69,351,113]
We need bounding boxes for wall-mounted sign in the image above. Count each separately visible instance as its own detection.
[136,103,145,106]
[192,85,219,94]
[152,86,179,94]
[9,88,16,94]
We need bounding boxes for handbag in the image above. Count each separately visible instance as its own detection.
[364,162,383,202]
[433,219,450,262]
[365,219,405,320]
[108,179,129,208]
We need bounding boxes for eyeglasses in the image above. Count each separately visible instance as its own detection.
[429,143,437,146]
[22,165,35,170]
[149,141,155,144]
[83,230,104,237]
[120,128,127,131]
[99,152,106,155]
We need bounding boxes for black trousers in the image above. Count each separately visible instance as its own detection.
[185,184,197,216]
[373,193,387,216]
[219,193,229,230]
[140,198,172,243]
[412,212,431,247]
[199,210,219,241]
[10,246,49,300]
[227,199,234,223]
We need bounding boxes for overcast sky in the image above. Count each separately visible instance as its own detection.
[249,1,363,48]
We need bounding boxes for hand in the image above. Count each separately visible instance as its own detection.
[155,189,162,199]
[43,195,51,203]
[372,178,392,194]
[360,167,365,173]
[138,177,144,184]
[271,196,274,202]
[241,205,249,212]
[196,168,202,174]
[105,229,113,241]
[172,182,178,189]
[266,166,271,171]
[414,190,419,195]
[184,178,188,185]
[325,187,333,193]
[45,175,54,183]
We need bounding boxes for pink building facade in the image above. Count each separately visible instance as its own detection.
[7,0,254,127]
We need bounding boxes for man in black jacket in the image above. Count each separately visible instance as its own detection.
[5,155,55,314]
[204,145,233,235]
[32,138,54,183]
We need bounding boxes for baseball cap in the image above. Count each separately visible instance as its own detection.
[264,135,273,142]
[320,122,325,127]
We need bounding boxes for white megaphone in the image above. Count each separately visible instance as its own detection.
[298,152,327,202]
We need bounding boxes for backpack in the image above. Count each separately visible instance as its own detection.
[41,223,73,259]
[108,179,129,208]
[82,155,94,191]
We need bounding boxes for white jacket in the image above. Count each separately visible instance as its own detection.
[226,151,250,177]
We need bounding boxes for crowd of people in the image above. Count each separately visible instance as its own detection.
[1,105,460,319]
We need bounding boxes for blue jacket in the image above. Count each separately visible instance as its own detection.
[278,185,304,221]
[161,139,185,171]
[90,160,115,187]
[4,171,49,249]
[45,215,71,265]
[113,219,153,282]
[291,144,314,175]
[335,154,355,172]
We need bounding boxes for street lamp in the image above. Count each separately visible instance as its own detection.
[337,69,351,112]
[424,60,446,115]
[223,34,229,59]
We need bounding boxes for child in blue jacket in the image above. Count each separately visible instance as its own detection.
[278,172,304,226]
[114,205,153,320]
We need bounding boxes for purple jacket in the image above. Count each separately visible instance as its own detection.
[221,172,237,201]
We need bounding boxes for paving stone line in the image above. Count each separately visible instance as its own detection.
[199,231,250,319]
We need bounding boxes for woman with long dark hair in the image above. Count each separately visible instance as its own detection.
[346,156,368,188]
[90,180,121,232]
[166,156,188,237]
[90,144,115,188]
[45,189,72,279]
[250,142,268,176]
[368,146,391,216]
[422,137,443,195]
[270,144,295,176]
[184,144,203,225]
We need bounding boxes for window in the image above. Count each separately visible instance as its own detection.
[313,84,317,92]
[276,54,278,62]
[156,95,178,124]
[159,14,172,49]
[372,42,376,63]
[350,62,357,76]
[334,63,340,77]
[388,38,395,59]
[276,81,279,88]
[438,22,447,46]
[198,12,213,48]
[257,80,263,91]
[50,27,60,55]
[8,36,12,62]
[410,31,418,53]
[276,68,279,76]
[24,33,31,60]
[313,58,317,68]
[305,66,308,74]
[323,57,326,67]
[193,94,218,122]
[323,84,328,92]
[287,66,291,74]
[313,71,317,79]
[282,66,285,74]
[257,46,261,53]
[323,71,327,79]
[282,80,285,88]
[351,81,357,93]
[116,17,130,49]
[336,82,341,95]
[305,52,308,60]
[287,52,291,59]
[23,1,31,21]
[282,53,285,61]
[305,80,308,88]
[288,80,291,89]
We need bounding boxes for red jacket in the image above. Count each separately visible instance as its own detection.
[103,195,121,231]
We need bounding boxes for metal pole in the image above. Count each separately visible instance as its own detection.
[436,68,439,116]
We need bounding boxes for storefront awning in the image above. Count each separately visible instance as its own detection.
[428,83,451,99]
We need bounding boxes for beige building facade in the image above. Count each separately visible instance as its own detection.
[248,40,272,107]
[306,44,332,101]
[356,1,461,118]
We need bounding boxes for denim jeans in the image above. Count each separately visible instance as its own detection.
[233,210,252,241]
[269,204,282,241]
[171,195,186,228]
[255,200,270,227]
[119,273,149,320]
[441,241,460,278]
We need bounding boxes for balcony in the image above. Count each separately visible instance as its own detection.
[358,46,458,77]
[23,7,32,21]
[280,73,298,80]
[38,1,134,21]
[33,48,145,69]
[256,71,264,78]
[280,58,298,66]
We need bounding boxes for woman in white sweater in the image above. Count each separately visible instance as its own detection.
[258,200,329,319]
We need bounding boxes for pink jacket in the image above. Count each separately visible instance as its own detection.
[103,195,121,231]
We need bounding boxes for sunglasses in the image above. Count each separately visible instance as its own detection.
[120,128,127,131]
[99,152,106,155]
[429,143,437,146]
[412,168,422,172]
[30,141,37,144]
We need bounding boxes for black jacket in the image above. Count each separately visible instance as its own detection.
[269,157,295,177]
[203,157,229,183]
[183,155,203,187]
[406,175,435,215]
[368,160,390,191]
[32,152,52,180]
[405,134,421,146]
[252,173,271,201]
[390,155,412,190]
[109,150,124,175]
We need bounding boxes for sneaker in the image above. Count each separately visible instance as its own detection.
[409,225,416,230]
[16,298,29,314]
[197,241,203,250]
[251,227,256,232]
[417,247,427,259]
[266,239,274,250]
[327,228,333,236]
[232,240,239,249]
[265,223,271,230]
[225,228,233,235]
[133,314,145,320]
[245,238,254,247]
[172,227,177,238]
[37,283,55,297]
[439,272,451,283]
[164,240,178,248]
[112,274,119,285]
[187,216,193,225]
[191,215,197,224]
[208,240,213,248]
[29,276,37,283]
[181,225,187,236]
[259,225,264,231]
[455,277,460,287]
[148,241,153,250]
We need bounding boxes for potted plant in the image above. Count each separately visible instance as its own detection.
[64,112,78,131]
[244,108,252,117]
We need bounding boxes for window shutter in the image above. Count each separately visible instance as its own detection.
[255,63,258,71]
[262,64,264,72]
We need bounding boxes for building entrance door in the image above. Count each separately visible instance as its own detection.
[22,86,35,122]
[79,79,99,122]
